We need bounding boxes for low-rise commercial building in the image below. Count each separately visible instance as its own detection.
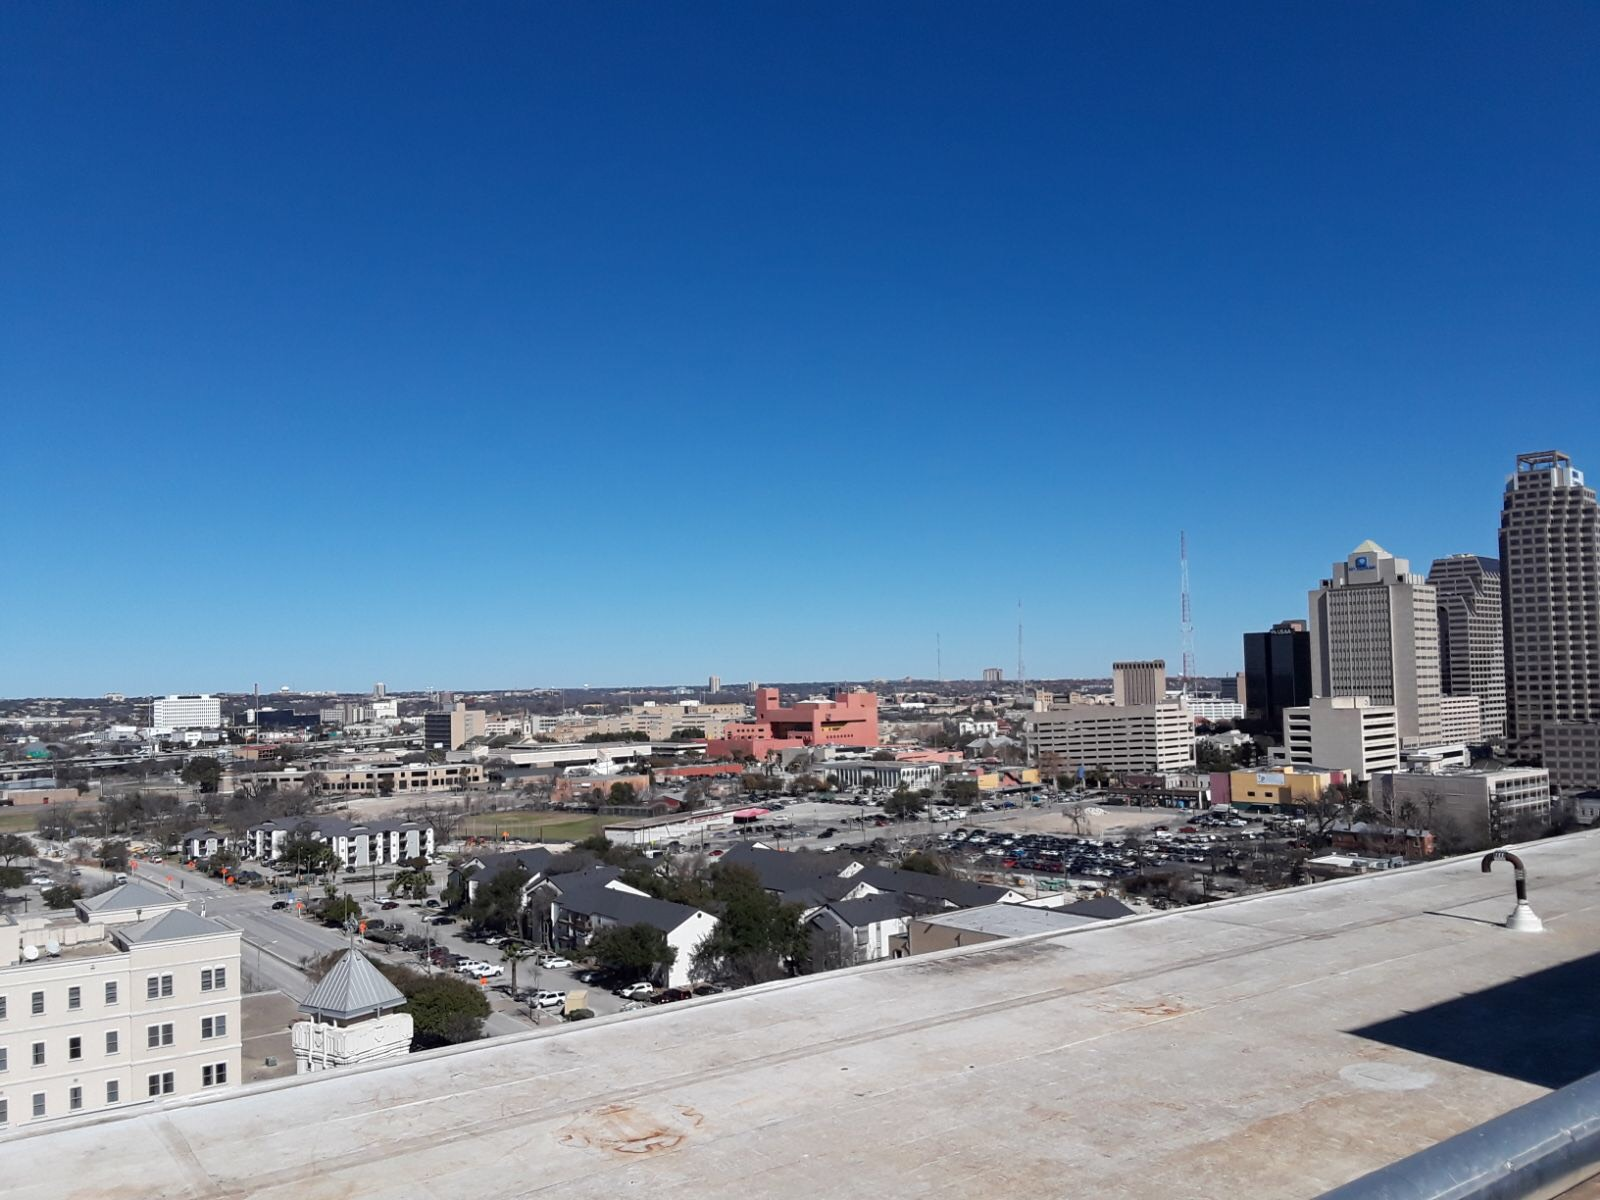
[1282,696,1400,781]
[0,882,241,1130]
[1210,767,1345,811]
[819,761,945,791]
[1023,704,1194,774]
[706,689,879,760]
[1371,765,1552,845]
[235,762,482,796]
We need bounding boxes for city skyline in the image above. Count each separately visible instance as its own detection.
[4,5,1597,695]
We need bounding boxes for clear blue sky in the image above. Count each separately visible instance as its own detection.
[3,3,1597,697]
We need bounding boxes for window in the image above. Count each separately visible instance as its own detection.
[0,1098,7,1125]
[31,1093,44,1118]
[31,1042,44,1067]
[201,967,227,992]
[106,1080,119,1104]
[69,1086,82,1111]
[146,1023,174,1049]
[67,986,81,1011]
[68,1036,81,1061]
[105,981,118,1005]
[147,1071,174,1097]
[0,1046,7,1071]
[106,1030,119,1055]
[202,1062,228,1087]
[31,991,43,1016]
[0,996,7,1020]
[201,1014,228,1039]
[146,974,173,1000]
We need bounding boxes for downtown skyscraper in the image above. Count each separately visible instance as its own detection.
[1427,554,1506,741]
[1499,451,1600,795]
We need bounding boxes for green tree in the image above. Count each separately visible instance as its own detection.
[500,940,531,994]
[882,788,926,819]
[207,848,241,877]
[0,866,25,890]
[668,727,706,741]
[607,781,638,807]
[692,865,807,986]
[586,922,677,980]
[279,836,338,876]
[42,884,84,909]
[388,868,432,900]
[0,832,34,866]
[942,778,979,802]
[310,956,491,1051]
[97,840,131,871]
[180,756,224,794]
[467,863,531,934]
[318,894,363,926]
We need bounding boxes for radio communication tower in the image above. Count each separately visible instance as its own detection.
[1180,531,1196,695]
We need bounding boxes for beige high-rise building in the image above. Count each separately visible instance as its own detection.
[1283,696,1401,781]
[1112,660,1166,707]
[1427,554,1506,741]
[1499,451,1600,795]
[1308,542,1442,747]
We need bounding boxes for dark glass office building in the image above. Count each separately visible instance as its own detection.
[1243,620,1313,729]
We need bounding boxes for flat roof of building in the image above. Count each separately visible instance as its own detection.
[10,831,1600,1197]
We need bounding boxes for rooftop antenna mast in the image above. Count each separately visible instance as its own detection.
[1180,531,1195,696]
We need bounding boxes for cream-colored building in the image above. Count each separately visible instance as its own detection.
[592,702,748,741]
[1283,696,1401,781]
[424,703,488,751]
[236,762,482,797]
[1437,695,1484,747]
[1023,704,1194,773]
[0,882,241,1131]
[1112,661,1166,707]
[1309,542,1443,747]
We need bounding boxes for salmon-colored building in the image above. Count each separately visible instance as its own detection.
[706,688,879,759]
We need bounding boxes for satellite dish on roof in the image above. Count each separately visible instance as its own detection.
[45,940,61,957]
[22,945,39,961]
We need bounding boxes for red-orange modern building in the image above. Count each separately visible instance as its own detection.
[706,688,879,759]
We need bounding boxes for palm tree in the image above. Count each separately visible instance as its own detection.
[502,941,530,995]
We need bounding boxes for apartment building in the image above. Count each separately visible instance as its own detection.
[1371,765,1552,845]
[244,817,434,868]
[593,702,748,741]
[1181,696,1245,722]
[1499,451,1600,794]
[0,882,241,1131]
[1023,704,1195,773]
[1308,543,1443,746]
[1427,554,1507,740]
[1283,696,1401,781]
[1112,661,1166,707]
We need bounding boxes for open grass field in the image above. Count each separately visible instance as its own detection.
[456,810,613,844]
[0,808,41,834]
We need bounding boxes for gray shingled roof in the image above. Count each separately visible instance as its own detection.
[819,893,923,928]
[554,879,706,935]
[299,950,407,1021]
[115,908,233,945]
[78,880,184,914]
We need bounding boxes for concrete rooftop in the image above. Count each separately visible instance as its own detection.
[11,831,1600,1199]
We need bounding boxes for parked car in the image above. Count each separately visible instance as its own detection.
[651,987,693,1005]
[28,875,53,886]
[380,901,399,910]
[364,919,386,930]
[456,960,491,975]
[615,982,654,999]
[530,990,565,1010]
[270,900,289,910]
[423,899,441,909]
[537,956,572,969]
[428,915,454,926]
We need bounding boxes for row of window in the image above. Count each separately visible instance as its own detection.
[0,1063,230,1123]
[0,968,228,1023]
[0,1014,227,1070]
